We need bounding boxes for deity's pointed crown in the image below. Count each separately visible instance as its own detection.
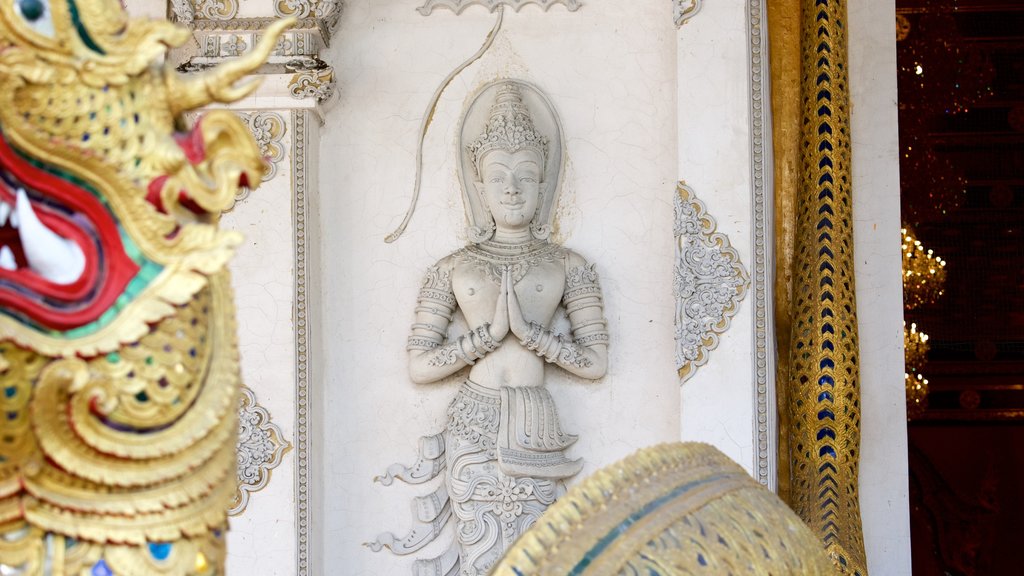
[468,82,548,178]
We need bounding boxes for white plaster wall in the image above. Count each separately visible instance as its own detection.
[848,0,913,572]
[320,0,679,572]
[675,0,758,473]
[223,129,298,576]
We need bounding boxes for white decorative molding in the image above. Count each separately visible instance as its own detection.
[289,67,336,103]
[291,109,313,576]
[673,0,702,26]
[417,0,581,16]
[747,0,776,491]
[275,0,343,33]
[231,386,292,516]
[239,111,288,183]
[674,183,749,383]
[170,0,194,23]
[193,0,239,20]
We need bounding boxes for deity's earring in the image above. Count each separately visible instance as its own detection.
[530,186,551,240]
[470,180,496,242]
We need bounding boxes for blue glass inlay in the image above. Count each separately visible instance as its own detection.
[821,309,834,318]
[819,375,834,387]
[819,205,834,216]
[820,446,837,458]
[148,542,172,561]
[818,391,834,403]
[819,173,834,185]
[822,324,835,334]
[698,553,707,566]
[3,387,15,398]
[818,90,832,101]
[819,141,834,152]
[819,156,834,168]
[818,409,835,421]
[817,218,833,230]
[819,189,834,200]
[818,106,832,119]
[822,291,834,301]
[818,122,832,135]
[6,411,16,421]
[818,42,832,54]
[91,560,114,576]
[819,262,834,273]
[817,428,836,441]
[819,462,837,474]
[820,358,835,369]
[816,11,829,21]
[821,340,834,351]
[818,56,829,67]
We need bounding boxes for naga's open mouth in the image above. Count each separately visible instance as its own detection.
[0,133,138,331]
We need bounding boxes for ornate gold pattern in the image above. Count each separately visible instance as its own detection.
[0,2,288,572]
[788,0,867,571]
[493,443,833,575]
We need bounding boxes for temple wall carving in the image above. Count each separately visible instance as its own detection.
[117,0,910,573]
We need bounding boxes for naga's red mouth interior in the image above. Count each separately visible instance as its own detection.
[0,134,138,331]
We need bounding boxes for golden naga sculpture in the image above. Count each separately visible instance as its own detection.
[493,443,834,576]
[0,1,290,573]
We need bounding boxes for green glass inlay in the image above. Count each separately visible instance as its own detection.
[66,0,105,54]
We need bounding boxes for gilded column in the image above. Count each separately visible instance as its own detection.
[787,0,867,571]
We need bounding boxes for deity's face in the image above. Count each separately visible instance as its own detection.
[475,149,544,233]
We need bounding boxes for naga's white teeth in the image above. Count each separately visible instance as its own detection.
[0,246,15,271]
[0,202,9,227]
[15,188,85,285]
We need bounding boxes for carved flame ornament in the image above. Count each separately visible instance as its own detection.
[674,183,749,383]
[0,1,290,572]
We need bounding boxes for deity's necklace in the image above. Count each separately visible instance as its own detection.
[456,239,566,284]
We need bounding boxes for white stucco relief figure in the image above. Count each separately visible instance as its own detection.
[369,81,609,576]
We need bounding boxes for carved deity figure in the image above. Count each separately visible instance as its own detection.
[372,81,609,576]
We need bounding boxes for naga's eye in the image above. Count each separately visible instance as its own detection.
[14,0,54,37]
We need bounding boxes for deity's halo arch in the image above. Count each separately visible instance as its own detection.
[458,79,565,243]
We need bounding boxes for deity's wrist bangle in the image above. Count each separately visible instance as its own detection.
[475,323,499,353]
[467,331,489,360]
[455,336,476,365]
